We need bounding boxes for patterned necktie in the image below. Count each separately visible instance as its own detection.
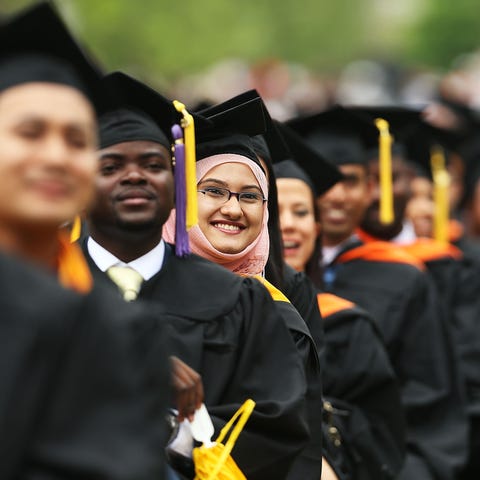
[106,266,144,301]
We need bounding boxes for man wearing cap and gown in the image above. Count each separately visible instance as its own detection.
[81,72,310,480]
[288,105,468,480]
[353,108,479,480]
[0,3,171,478]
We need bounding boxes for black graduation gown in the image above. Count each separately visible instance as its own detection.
[283,266,405,480]
[397,240,480,479]
[319,293,405,480]
[0,252,169,480]
[282,264,326,365]
[454,235,480,264]
[83,242,311,480]
[451,259,480,479]
[257,272,323,480]
[322,239,468,480]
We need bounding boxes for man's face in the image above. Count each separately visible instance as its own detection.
[361,155,412,239]
[0,82,97,230]
[406,176,434,238]
[317,164,372,246]
[89,140,174,233]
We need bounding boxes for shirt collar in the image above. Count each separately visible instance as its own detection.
[87,236,166,280]
[321,234,359,266]
[390,221,417,245]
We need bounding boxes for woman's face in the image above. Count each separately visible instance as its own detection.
[197,162,265,254]
[0,82,97,230]
[277,177,320,272]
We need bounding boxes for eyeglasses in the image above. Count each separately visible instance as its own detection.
[197,186,266,206]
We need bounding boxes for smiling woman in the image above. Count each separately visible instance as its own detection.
[163,91,326,479]
[193,157,269,265]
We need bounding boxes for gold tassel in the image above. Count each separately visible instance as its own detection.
[69,215,82,243]
[430,146,450,244]
[173,100,198,229]
[374,118,394,225]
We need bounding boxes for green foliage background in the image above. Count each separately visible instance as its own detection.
[2,0,480,86]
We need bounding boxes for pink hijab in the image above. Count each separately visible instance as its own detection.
[163,153,269,275]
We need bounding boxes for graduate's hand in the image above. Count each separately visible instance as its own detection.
[170,356,204,422]
[321,457,339,480]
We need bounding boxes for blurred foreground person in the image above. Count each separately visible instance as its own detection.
[0,2,170,479]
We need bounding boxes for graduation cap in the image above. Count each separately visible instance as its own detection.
[99,72,181,150]
[286,105,399,223]
[273,159,317,196]
[286,105,379,167]
[195,90,267,166]
[273,121,343,196]
[98,71,210,257]
[0,1,104,110]
[347,105,426,144]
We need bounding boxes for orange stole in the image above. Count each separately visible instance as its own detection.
[337,241,425,271]
[448,219,464,243]
[400,238,463,263]
[317,293,355,318]
[355,227,462,263]
[57,232,93,293]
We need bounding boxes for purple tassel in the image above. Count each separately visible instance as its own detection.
[171,124,190,257]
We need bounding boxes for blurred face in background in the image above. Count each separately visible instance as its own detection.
[277,177,320,271]
[318,164,372,246]
[361,155,413,240]
[406,176,434,238]
[0,82,97,232]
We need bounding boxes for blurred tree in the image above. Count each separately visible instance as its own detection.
[405,0,480,68]
[1,0,479,86]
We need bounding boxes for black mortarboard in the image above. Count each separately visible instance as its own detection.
[0,2,104,109]
[405,122,465,173]
[98,72,180,150]
[195,90,267,166]
[98,72,211,150]
[347,105,428,169]
[274,121,343,196]
[347,105,425,140]
[273,160,316,195]
[286,105,378,166]
[251,99,291,164]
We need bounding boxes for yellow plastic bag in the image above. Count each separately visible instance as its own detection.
[193,399,255,480]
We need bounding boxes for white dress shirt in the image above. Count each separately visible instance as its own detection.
[87,236,166,281]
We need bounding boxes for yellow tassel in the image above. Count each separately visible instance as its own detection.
[193,399,255,480]
[69,215,82,243]
[430,146,450,244]
[375,118,394,225]
[173,100,198,229]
